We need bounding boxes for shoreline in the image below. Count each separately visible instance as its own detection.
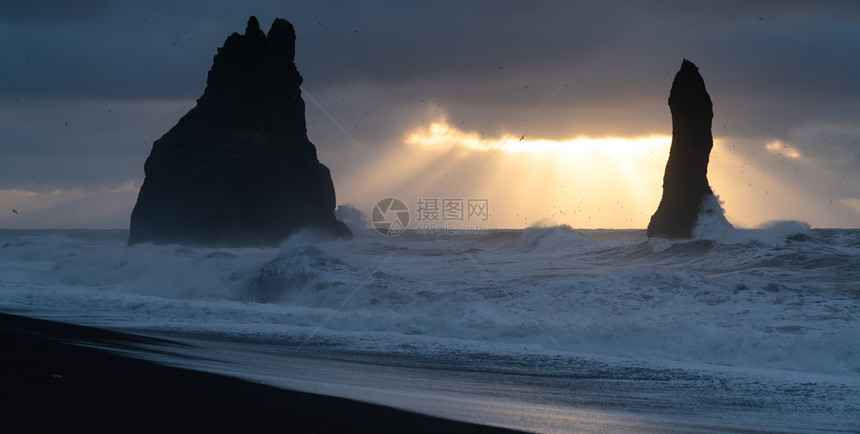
[0,312,523,433]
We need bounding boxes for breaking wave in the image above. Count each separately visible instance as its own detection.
[0,225,858,377]
[693,194,811,244]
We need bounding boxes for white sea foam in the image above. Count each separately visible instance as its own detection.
[693,194,811,244]
[0,225,858,378]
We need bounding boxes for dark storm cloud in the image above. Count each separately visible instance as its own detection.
[0,98,188,190]
[283,1,860,144]
[0,2,224,99]
[3,0,858,112]
[0,0,110,22]
[290,2,860,93]
[1,1,859,196]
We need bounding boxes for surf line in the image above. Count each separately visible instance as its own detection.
[292,252,396,353]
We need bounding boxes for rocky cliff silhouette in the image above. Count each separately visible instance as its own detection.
[129,17,351,246]
[647,59,717,239]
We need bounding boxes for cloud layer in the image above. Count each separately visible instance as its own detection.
[1,1,858,228]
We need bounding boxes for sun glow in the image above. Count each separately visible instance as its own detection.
[765,140,802,159]
[334,120,672,229]
[329,119,857,230]
[407,122,669,157]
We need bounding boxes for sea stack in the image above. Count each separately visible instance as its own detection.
[646,59,716,239]
[129,17,351,246]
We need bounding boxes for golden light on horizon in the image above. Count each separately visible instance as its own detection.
[406,121,670,157]
[329,119,855,231]
[332,120,673,229]
[0,182,140,229]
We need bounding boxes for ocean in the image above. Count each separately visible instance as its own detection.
[1,219,858,432]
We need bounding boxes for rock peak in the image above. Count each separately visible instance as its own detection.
[199,17,304,134]
[669,59,713,120]
[681,58,696,71]
[245,16,260,34]
[267,17,296,61]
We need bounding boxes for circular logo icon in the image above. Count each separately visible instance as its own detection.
[371,197,410,236]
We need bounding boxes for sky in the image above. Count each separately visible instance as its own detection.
[1,0,859,230]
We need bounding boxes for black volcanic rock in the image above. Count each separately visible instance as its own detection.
[646,59,716,239]
[129,17,351,246]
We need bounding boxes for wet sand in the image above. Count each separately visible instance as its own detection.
[0,313,523,433]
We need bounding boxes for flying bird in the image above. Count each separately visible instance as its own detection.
[12,209,18,214]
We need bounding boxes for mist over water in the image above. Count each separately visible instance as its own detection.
[1,213,858,378]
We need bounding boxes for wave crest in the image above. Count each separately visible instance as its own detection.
[693,194,811,245]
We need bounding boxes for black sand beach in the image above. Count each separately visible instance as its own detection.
[0,313,523,433]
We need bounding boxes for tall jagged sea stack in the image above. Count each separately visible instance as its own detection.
[647,59,717,239]
[129,17,351,246]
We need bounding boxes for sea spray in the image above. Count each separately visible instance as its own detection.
[693,194,812,244]
[0,227,858,376]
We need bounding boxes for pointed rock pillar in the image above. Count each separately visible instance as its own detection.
[647,59,716,239]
